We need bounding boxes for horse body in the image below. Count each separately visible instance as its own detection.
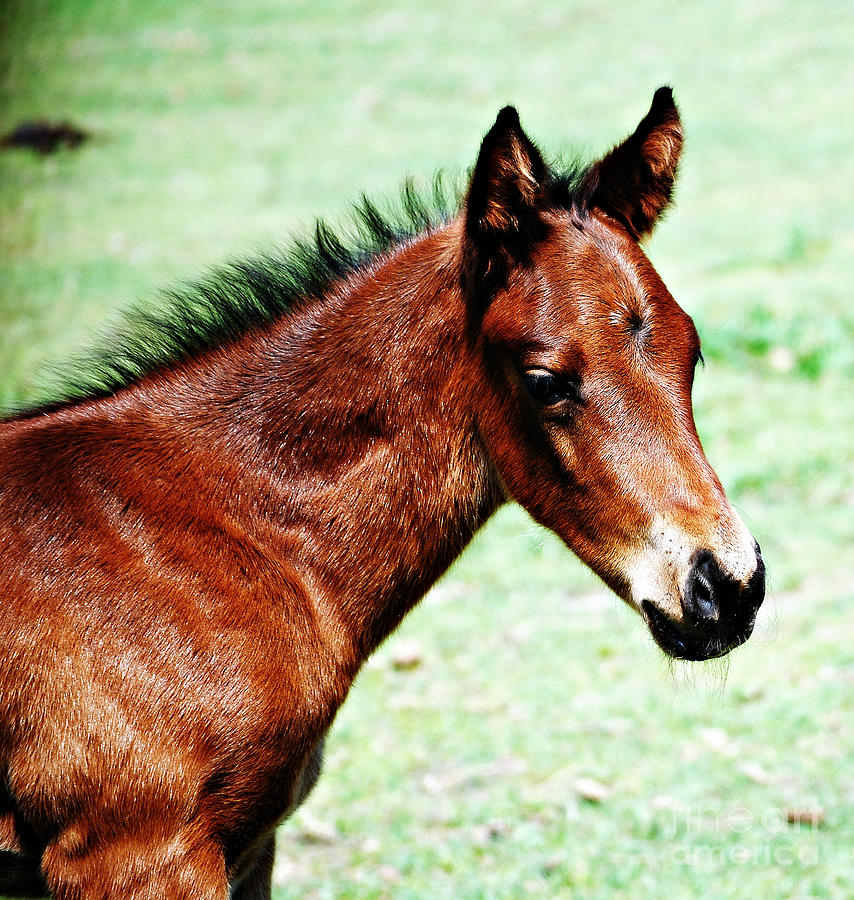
[0,90,764,897]
[0,222,495,895]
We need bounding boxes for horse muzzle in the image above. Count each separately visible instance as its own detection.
[642,544,766,661]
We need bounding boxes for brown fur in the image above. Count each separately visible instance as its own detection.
[0,89,762,897]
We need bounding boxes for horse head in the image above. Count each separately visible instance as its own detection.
[463,89,764,661]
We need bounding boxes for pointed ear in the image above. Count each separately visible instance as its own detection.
[464,106,548,240]
[588,87,683,239]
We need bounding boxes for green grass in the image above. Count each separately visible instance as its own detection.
[2,1,853,897]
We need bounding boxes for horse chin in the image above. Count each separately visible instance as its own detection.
[641,600,757,662]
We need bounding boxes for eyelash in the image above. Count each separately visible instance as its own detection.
[521,369,583,406]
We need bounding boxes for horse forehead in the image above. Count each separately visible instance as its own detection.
[573,224,654,305]
[510,218,687,356]
[530,221,656,334]
[529,220,698,374]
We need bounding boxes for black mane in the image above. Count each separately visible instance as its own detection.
[11,158,591,418]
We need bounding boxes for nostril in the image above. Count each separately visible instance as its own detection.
[685,552,720,623]
[683,549,762,629]
[691,568,718,621]
[684,550,737,625]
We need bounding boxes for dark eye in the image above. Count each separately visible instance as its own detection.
[521,369,582,406]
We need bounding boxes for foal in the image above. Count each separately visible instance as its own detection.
[0,88,764,898]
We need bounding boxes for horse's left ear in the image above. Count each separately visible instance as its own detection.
[464,106,548,241]
[588,87,683,239]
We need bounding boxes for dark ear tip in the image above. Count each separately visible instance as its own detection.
[651,86,679,117]
[494,105,521,129]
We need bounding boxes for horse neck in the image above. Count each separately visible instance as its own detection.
[214,221,505,660]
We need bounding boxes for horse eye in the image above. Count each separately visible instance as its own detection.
[521,369,580,406]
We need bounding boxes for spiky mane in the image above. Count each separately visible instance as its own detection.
[10,159,591,419]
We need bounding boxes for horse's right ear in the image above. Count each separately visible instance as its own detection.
[464,106,548,242]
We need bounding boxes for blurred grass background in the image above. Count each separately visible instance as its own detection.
[1,1,852,897]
